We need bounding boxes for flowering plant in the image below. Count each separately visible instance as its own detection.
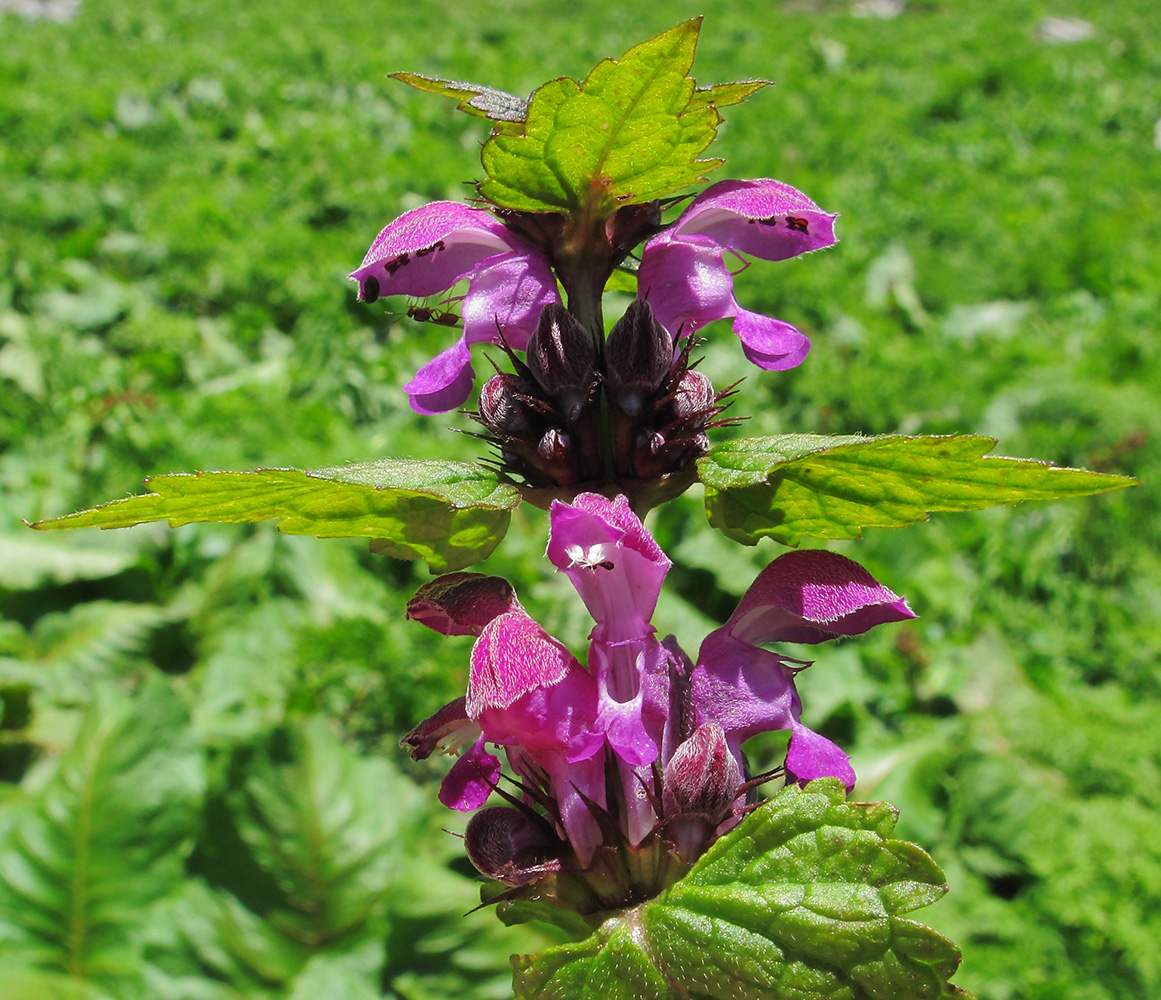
[33,17,1136,1000]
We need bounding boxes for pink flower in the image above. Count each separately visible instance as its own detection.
[350,201,559,414]
[691,549,914,792]
[637,178,837,371]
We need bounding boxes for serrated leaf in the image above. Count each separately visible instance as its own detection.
[686,79,770,113]
[31,460,521,573]
[145,726,413,998]
[514,780,971,1000]
[0,680,204,994]
[390,71,527,131]
[480,18,726,213]
[698,434,1138,547]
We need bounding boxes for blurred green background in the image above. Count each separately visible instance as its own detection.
[1,1,1158,997]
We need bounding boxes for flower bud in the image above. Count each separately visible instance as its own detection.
[400,697,479,761]
[671,369,716,420]
[525,304,597,423]
[605,301,674,417]
[478,373,536,437]
[662,723,741,820]
[464,807,562,886]
[406,573,522,637]
[661,722,742,864]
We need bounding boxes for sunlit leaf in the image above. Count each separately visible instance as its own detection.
[31,460,521,573]
[698,434,1138,547]
[480,18,737,213]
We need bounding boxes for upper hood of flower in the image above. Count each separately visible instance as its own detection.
[665,178,837,261]
[721,548,915,645]
[350,201,560,414]
[546,492,670,643]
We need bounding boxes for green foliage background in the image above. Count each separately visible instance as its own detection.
[1,1,1158,997]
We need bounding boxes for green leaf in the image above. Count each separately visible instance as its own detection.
[0,680,204,994]
[30,460,521,573]
[390,71,527,132]
[231,719,413,946]
[698,434,1139,547]
[513,780,971,1000]
[685,80,770,113]
[145,724,414,998]
[480,18,728,214]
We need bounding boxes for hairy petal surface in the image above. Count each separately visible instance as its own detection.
[671,177,838,260]
[725,549,915,645]
[350,200,517,300]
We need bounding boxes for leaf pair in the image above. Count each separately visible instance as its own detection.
[31,435,1135,574]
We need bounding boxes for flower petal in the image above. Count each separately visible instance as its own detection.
[403,250,561,415]
[350,201,517,301]
[732,308,812,371]
[672,178,838,262]
[546,494,670,643]
[690,635,799,753]
[460,250,560,351]
[403,338,476,414]
[407,573,522,636]
[468,611,574,715]
[470,611,604,762]
[438,736,502,811]
[726,550,915,646]
[636,235,735,339]
[589,636,672,768]
[785,721,856,793]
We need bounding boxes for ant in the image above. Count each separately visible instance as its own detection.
[405,298,461,327]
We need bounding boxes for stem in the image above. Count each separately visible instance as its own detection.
[556,201,617,479]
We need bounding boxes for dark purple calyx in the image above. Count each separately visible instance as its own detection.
[464,806,563,886]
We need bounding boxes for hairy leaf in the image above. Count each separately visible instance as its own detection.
[0,680,203,994]
[480,18,736,213]
[30,460,521,573]
[698,434,1138,546]
[390,71,527,132]
[513,780,970,1000]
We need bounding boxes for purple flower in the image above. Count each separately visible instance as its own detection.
[637,178,837,371]
[404,496,686,863]
[350,201,559,414]
[691,549,914,792]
